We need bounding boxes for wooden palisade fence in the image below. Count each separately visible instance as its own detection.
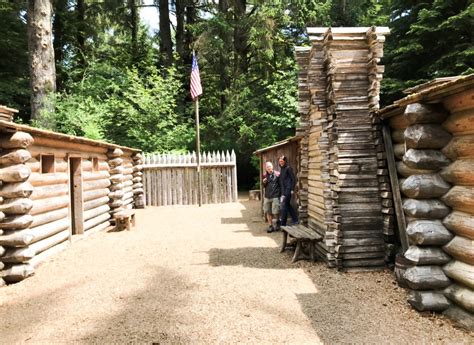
[143,151,238,206]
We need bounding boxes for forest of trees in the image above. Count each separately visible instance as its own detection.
[0,0,472,188]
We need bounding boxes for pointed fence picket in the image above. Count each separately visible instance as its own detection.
[142,150,238,206]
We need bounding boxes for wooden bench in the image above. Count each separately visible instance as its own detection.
[113,209,136,231]
[280,224,322,263]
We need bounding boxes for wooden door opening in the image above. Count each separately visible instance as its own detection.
[69,157,84,235]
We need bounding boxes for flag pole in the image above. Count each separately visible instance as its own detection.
[195,96,202,207]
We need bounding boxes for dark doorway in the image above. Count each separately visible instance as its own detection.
[69,157,84,235]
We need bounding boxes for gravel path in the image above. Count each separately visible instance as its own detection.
[1,198,472,344]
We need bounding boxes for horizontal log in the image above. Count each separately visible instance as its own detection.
[403,199,450,219]
[132,182,143,189]
[30,184,68,200]
[443,305,474,332]
[442,186,474,213]
[108,190,124,199]
[83,179,111,191]
[1,229,69,263]
[123,191,134,200]
[407,220,453,245]
[407,290,450,312]
[83,171,110,181]
[108,157,123,168]
[403,266,451,290]
[27,240,69,269]
[405,124,452,149]
[0,181,33,198]
[132,165,143,172]
[31,135,107,154]
[133,188,144,195]
[31,207,68,228]
[0,218,69,247]
[443,260,474,289]
[0,131,34,149]
[396,162,435,178]
[0,214,33,230]
[0,164,31,182]
[443,109,474,135]
[392,129,405,143]
[98,161,109,171]
[29,172,68,187]
[84,204,110,221]
[109,183,124,191]
[55,160,68,172]
[401,174,450,199]
[403,149,450,170]
[110,199,123,208]
[440,159,474,186]
[84,188,109,202]
[0,149,31,166]
[404,103,448,125]
[442,134,474,160]
[110,174,124,183]
[443,211,474,240]
[0,245,5,256]
[444,284,474,313]
[84,196,109,211]
[389,113,410,129]
[404,245,451,265]
[132,176,142,183]
[109,166,124,175]
[123,180,133,187]
[394,143,405,160]
[84,212,110,231]
[30,195,69,215]
[443,236,474,265]
[0,198,33,215]
[1,263,34,283]
[108,148,124,158]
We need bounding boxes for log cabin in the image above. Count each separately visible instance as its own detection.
[378,74,474,330]
[0,110,144,285]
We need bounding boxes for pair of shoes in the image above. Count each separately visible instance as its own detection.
[267,225,274,233]
[290,220,299,225]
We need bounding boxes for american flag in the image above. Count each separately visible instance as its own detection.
[190,52,202,100]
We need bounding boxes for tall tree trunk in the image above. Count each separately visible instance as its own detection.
[76,0,86,68]
[128,0,139,64]
[158,0,173,66]
[175,0,185,60]
[233,0,248,75]
[53,0,67,91]
[218,0,231,111]
[183,0,195,67]
[27,0,56,120]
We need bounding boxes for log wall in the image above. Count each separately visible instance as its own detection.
[383,83,474,330]
[0,130,140,285]
[295,47,311,225]
[296,27,390,270]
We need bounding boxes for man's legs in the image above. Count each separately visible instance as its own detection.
[288,200,299,224]
[280,196,289,226]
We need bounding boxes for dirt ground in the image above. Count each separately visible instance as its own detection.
[1,198,473,344]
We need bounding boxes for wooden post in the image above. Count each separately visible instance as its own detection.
[195,97,202,207]
[383,124,409,252]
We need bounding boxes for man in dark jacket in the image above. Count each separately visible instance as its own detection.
[278,156,298,226]
[262,161,281,233]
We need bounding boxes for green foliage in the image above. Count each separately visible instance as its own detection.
[0,1,29,118]
[35,61,193,152]
[382,0,473,105]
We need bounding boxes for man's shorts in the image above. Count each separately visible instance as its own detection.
[263,197,280,214]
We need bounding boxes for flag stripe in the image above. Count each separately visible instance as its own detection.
[190,53,203,100]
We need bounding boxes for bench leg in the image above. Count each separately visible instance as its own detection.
[280,231,288,253]
[126,219,131,231]
[292,240,302,263]
[131,215,136,227]
[310,241,315,262]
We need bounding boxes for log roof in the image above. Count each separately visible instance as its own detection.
[0,120,140,153]
[253,135,302,155]
[378,73,474,119]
